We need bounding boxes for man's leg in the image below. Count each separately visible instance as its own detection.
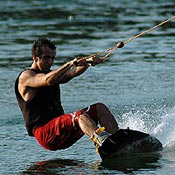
[78,102,119,147]
[78,112,98,137]
[95,102,119,134]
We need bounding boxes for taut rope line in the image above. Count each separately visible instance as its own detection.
[123,15,175,45]
[79,15,175,63]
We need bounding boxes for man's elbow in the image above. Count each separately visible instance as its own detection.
[45,76,55,86]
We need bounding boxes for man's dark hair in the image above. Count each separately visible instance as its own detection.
[32,38,56,57]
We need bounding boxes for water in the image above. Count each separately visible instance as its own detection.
[0,0,175,174]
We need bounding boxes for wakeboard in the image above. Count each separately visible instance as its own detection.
[98,129,163,161]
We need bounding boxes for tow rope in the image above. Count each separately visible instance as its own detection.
[81,15,175,62]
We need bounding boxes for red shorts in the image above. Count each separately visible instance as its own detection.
[33,104,98,150]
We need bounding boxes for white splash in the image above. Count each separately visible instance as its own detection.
[120,111,149,133]
[118,106,175,150]
[153,107,175,149]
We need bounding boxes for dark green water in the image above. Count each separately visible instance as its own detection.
[0,0,175,174]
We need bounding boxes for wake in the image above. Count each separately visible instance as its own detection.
[118,106,175,150]
[153,107,175,150]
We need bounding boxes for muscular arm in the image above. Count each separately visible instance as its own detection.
[59,62,89,83]
[19,56,101,101]
[59,55,103,83]
[18,60,84,101]
[19,61,75,88]
[19,59,89,89]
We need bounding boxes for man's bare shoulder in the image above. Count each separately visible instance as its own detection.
[19,69,48,88]
[18,70,38,101]
[19,69,35,82]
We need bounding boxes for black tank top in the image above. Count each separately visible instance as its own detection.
[15,69,64,136]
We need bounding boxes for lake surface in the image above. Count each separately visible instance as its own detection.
[0,0,175,174]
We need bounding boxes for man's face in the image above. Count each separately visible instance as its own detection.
[37,47,56,72]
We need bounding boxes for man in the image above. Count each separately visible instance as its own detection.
[15,38,119,152]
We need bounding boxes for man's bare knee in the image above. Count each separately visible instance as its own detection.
[78,113,89,122]
[78,113,98,137]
